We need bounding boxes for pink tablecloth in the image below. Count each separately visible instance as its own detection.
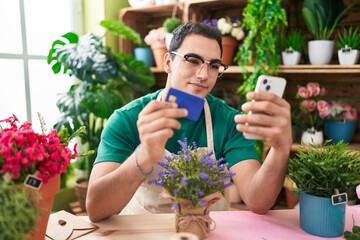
[208,205,360,239]
[78,205,360,239]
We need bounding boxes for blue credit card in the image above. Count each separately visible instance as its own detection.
[165,88,205,121]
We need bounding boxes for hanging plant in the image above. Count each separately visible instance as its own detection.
[235,0,288,95]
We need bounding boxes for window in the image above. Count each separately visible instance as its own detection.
[0,0,82,131]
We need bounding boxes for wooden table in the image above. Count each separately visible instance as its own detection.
[77,205,360,239]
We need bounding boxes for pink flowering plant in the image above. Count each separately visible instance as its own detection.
[149,138,235,208]
[0,114,83,184]
[317,101,357,122]
[294,82,327,131]
[144,27,166,46]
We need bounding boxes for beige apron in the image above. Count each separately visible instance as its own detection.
[121,92,230,214]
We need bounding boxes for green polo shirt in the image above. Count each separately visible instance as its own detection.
[95,89,259,168]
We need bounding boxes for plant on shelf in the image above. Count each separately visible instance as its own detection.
[336,26,360,65]
[163,17,182,50]
[282,29,306,65]
[48,19,155,177]
[302,0,357,64]
[202,16,245,66]
[293,82,327,145]
[318,100,358,143]
[302,0,356,40]
[163,17,182,34]
[234,0,288,95]
[287,141,360,237]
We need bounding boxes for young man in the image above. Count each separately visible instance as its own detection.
[86,22,292,222]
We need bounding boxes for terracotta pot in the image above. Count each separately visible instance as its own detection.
[151,41,167,69]
[221,36,238,66]
[75,178,89,212]
[28,174,60,240]
[175,192,221,240]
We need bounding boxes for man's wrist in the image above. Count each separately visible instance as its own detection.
[134,145,154,177]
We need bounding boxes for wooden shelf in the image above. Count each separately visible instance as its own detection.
[152,65,360,74]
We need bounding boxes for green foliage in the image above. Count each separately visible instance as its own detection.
[288,141,360,198]
[336,26,360,50]
[163,17,182,33]
[284,29,306,52]
[100,19,144,46]
[344,216,360,239]
[0,182,39,240]
[302,0,357,40]
[47,19,155,176]
[235,0,288,95]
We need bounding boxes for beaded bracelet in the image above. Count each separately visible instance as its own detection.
[134,145,154,177]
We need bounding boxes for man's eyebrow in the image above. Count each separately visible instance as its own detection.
[186,52,221,63]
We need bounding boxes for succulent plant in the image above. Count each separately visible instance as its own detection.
[336,26,360,50]
[0,182,39,240]
[284,29,306,52]
[163,17,182,33]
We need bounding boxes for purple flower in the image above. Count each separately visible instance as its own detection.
[181,176,187,186]
[357,184,360,200]
[199,172,209,180]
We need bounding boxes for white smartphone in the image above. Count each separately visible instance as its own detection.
[243,75,287,140]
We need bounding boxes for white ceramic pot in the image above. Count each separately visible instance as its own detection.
[308,40,334,65]
[282,50,301,65]
[165,33,173,50]
[301,128,323,145]
[338,49,359,65]
[128,0,155,8]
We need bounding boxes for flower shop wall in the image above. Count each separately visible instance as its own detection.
[118,0,360,146]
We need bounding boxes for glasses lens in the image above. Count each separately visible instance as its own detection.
[182,53,227,78]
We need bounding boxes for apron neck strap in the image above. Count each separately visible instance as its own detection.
[157,90,214,151]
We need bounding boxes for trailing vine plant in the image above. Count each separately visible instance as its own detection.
[235,0,288,95]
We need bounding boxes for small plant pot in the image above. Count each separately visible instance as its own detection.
[308,40,334,65]
[338,49,359,65]
[165,33,173,50]
[301,128,323,145]
[75,178,88,212]
[282,50,301,65]
[151,41,167,70]
[134,47,155,67]
[324,119,357,143]
[300,192,346,238]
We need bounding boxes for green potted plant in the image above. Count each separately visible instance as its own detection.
[282,29,306,65]
[287,141,360,237]
[302,0,357,64]
[48,19,155,212]
[163,16,182,50]
[48,19,155,177]
[336,26,360,65]
[0,181,39,240]
[234,0,288,95]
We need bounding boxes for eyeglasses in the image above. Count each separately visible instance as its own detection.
[170,51,228,78]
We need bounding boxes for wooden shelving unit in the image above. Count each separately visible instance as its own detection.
[119,0,360,144]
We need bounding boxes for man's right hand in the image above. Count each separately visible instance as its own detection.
[136,100,188,164]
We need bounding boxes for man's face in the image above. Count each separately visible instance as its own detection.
[164,34,222,98]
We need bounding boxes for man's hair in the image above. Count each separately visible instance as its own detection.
[169,21,223,56]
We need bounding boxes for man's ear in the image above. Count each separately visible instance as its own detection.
[164,52,171,73]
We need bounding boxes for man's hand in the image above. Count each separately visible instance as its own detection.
[234,91,292,152]
[137,100,188,163]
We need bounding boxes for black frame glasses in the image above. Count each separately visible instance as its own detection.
[171,51,228,77]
